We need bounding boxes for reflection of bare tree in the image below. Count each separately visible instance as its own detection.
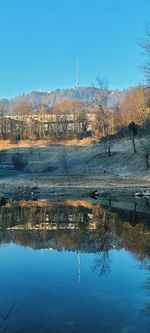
[131,202,137,227]
[91,209,114,276]
[128,236,150,330]
[93,250,111,276]
[139,267,150,331]
[0,303,22,333]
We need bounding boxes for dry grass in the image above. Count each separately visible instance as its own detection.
[0,137,93,151]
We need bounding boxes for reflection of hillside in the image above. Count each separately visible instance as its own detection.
[0,200,150,262]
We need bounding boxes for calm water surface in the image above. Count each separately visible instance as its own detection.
[0,198,150,333]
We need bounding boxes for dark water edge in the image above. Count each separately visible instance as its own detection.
[0,197,150,333]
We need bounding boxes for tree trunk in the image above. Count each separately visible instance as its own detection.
[132,135,136,153]
[146,155,149,169]
[107,137,111,157]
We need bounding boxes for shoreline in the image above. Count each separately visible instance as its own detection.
[1,175,150,201]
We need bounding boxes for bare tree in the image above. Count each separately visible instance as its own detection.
[95,76,110,107]
[92,77,115,157]
[93,104,108,138]
[11,101,30,119]
[11,101,31,140]
[128,121,138,153]
[139,24,150,84]
[37,104,48,138]
[139,137,150,169]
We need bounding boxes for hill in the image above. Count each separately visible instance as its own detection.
[0,87,125,113]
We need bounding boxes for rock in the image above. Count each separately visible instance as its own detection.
[88,190,99,199]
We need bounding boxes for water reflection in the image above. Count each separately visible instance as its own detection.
[0,198,150,332]
[0,303,21,333]
[1,199,150,258]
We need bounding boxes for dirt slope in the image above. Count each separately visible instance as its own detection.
[0,138,150,199]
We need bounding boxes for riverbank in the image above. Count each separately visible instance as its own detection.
[0,138,150,202]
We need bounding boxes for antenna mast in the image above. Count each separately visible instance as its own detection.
[77,251,80,283]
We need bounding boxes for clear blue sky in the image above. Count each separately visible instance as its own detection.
[0,0,150,98]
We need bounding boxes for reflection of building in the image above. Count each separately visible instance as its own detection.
[6,220,96,231]
[0,204,95,230]
[1,200,150,261]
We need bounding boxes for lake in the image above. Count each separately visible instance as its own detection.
[0,197,150,333]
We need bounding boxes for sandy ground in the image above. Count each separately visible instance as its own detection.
[0,138,150,201]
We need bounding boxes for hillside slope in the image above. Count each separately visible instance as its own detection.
[0,138,150,200]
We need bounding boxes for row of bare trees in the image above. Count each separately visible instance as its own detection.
[0,99,90,141]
